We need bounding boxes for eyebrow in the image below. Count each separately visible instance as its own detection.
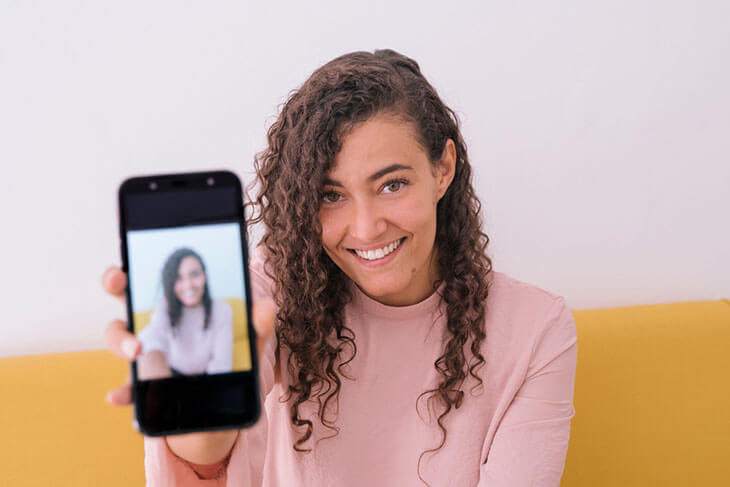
[323,163,414,187]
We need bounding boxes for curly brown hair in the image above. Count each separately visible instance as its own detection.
[246,49,492,483]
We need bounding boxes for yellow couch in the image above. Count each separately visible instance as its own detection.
[563,298,730,486]
[1,299,728,486]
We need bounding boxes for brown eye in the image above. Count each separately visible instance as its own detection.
[386,181,401,192]
[322,191,341,203]
[383,178,408,193]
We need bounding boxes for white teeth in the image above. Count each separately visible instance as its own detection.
[354,238,402,261]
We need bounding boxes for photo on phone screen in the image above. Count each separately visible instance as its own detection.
[126,222,252,381]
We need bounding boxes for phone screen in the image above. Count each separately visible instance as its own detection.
[119,171,260,436]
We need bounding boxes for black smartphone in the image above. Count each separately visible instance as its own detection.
[118,170,260,436]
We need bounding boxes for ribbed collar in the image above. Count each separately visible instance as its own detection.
[348,279,446,320]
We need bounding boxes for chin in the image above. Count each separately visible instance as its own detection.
[180,297,201,307]
[357,279,406,300]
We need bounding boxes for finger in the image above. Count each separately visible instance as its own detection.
[105,368,132,406]
[105,382,132,406]
[252,299,276,340]
[252,299,276,360]
[105,363,134,407]
[105,319,141,360]
[102,266,127,303]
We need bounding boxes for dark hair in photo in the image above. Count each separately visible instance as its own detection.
[247,49,492,483]
[161,247,213,333]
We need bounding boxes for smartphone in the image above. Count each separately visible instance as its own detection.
[118,170,260,436]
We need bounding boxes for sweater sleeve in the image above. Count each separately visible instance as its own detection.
[478,296,578,486]
[142,246,277,486]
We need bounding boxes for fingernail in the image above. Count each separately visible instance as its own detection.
[105,391,114,403]
[121,338,138,359]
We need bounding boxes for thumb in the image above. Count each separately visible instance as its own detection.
[252,299,276,359]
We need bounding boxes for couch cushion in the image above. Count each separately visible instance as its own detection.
[562,299,730,486]
[0,350,144,486]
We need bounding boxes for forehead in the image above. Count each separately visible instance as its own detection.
[328,116,429,179]
[178,256,202,270]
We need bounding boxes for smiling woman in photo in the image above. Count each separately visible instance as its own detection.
[136,247,234,379]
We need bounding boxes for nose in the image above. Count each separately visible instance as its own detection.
[350,198,387,243]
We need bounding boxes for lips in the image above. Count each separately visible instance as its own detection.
[347,237,406,263]
[351,238,403,260]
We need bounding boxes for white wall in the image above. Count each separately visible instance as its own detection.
[1,0,728,357]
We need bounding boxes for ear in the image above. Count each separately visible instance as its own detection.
[434,138,457,201]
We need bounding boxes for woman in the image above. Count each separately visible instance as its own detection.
[136,247,234,379]
[104,49,577,486]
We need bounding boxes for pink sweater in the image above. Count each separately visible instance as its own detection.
[143,249,578,486]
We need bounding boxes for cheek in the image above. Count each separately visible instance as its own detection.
[389,195,437,238]
[318,209,342,250]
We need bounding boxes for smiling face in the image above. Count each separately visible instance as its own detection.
[318,115,456,306]
[173,255,206,307]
